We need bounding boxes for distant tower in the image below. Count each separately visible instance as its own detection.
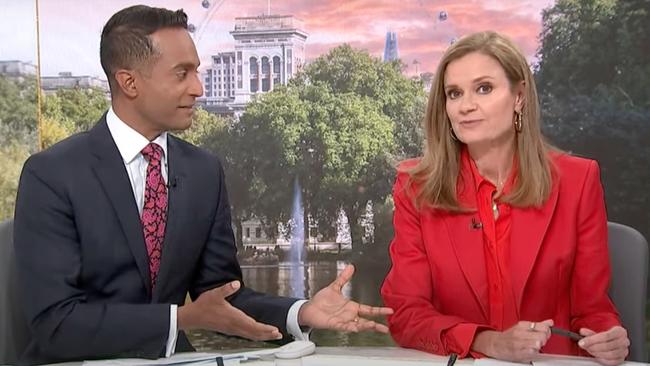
[383,31,399,62]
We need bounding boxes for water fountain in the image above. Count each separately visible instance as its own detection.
[288,177,306,298]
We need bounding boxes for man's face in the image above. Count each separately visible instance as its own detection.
[135,27,203,134]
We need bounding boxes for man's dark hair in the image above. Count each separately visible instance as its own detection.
[100,5,188,91]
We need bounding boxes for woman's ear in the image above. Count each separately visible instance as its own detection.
[515,80,526,111]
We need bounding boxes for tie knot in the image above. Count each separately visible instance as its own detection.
[141,143,163,163]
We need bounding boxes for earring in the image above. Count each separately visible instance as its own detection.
[514,111,523,132]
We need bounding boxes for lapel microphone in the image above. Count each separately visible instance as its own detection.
[168,177,178,189]
[470,217,483,230]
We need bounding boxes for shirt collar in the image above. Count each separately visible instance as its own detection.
[461,145,517,194]
[106,107,168,164]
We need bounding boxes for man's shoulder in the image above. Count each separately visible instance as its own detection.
[168,134,223,167]
[24,130,93,171]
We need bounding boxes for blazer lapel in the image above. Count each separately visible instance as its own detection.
[90,117,152,296]
[445,169,489,319]
[510,184,559,310]
[153,136,189,301]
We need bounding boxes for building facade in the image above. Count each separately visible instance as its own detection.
[40,72,109,94]
[199,15,308,116]
[0,60,37,81]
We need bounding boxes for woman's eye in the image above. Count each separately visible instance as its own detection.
[477,84,493,94]
[447,90,461,99]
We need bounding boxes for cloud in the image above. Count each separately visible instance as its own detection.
[32,0,553,76]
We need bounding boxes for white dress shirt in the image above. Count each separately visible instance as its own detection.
[105,108,308,357]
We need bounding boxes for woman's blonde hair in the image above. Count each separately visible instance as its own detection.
[407,31,554,211]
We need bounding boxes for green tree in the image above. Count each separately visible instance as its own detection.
[42,88,109,132]
[0,75,38,141]
[536,0,618,99]
[177,107,252,249]
[0,142,31,220]
[0,76,38,220]
[537,0,650,248]
[239,80,395,250]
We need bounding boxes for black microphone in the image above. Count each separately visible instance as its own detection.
[470,217,483,230]
[168,177,178,189]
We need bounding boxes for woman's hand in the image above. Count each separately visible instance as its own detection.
[472,319,553,363]
[578,326,629,365]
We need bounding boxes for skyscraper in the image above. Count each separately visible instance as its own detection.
[383,31,399,62]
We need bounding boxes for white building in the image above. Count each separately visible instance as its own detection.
[0,60,37,81]
[41,72,109,95]
[199,15,307,116]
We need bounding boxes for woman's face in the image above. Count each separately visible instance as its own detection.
[444,51,523,149]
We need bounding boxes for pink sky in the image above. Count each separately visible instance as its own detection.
[1,0,554,77]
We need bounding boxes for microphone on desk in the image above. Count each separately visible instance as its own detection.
[470,217,483,230]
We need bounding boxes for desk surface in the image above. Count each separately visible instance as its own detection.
[53,347,649,366]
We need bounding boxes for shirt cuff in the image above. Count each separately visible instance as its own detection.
[286,300,310,340]
[444,323,491,358]
[165,304,178,357]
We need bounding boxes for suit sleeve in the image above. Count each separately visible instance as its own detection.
[13,156,170,362]
[569,160,621,333]
[381,171,491,357]
[189,157,297,337]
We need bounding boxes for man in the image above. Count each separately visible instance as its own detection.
[13,5,391,365]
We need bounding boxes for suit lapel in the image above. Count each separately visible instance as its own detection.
[444,169,489,319]
[510,184,559,310]
[153,136,189,301]
[89,117,152,296]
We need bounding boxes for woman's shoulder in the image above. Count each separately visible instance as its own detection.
[549,151,601,184]
[395,158,422,183]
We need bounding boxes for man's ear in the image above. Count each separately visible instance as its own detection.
[114,69,138,98]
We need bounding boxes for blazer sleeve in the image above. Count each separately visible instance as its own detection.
[569,160,621,333]
[188,157,297,337]
[381,171,491,357]
[13,157,170,362]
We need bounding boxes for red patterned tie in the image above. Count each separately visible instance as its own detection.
[141,143,167,289]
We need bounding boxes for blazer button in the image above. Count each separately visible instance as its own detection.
[432,344,439,352]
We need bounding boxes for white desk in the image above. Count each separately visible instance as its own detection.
[61,347,650,366]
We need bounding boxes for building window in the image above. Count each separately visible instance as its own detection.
[255,227,261,238]
[273,56,281,74]
[245,228,250,238]
[287,49,293,76]
[249,57,258,75]
[262,78,270,92]
[250,79,258,92]
[261,57,270,74]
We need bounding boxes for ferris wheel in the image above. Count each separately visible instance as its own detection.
[187,0,228,44]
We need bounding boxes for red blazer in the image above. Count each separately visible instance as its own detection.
[381,153,621,357]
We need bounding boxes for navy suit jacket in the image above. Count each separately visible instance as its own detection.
[13,116,297,365]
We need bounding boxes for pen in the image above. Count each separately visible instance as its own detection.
[447,352,458,366]
[550,326,584,341]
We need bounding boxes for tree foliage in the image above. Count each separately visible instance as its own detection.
[537,0,650,242]
[233,45,425,249]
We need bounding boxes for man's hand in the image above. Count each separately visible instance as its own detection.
[178,281,282,341]
[472,319,553,363]
[578,326,629,365]
[298,264,394,333]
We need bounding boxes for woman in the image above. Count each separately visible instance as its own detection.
[380,31,629,365]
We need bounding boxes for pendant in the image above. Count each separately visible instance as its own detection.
[492,200,499,220]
